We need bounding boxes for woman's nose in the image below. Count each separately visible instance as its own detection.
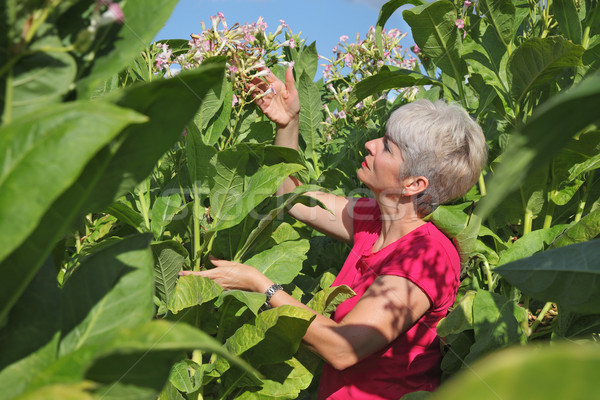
[365,139,376,154]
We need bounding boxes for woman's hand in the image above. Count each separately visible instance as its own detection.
[179,256,273,294]
[251,66,300,128]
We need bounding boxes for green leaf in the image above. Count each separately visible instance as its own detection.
[168,275,223,314]
[403,1,468,81]
[106,200,147,232]
[59,234,154,356]
[347,67,442,107]
[152,240,188,310]
[211,163,304,232]
[76,0,180,97]
[236,355,316,400]
[297,71,323,166]
[11,383,95,400]
[294,41,319,81]
[151,188,183,239]
[437,291,476,337]
[306,285,355,317]
[245,240,310,284]
[475,73,600,219]
[203,79,233,146]
[10,35,77,120]
[479,0,516,49]
[28,320,254,395]
[553,0,583,44]
[0,102,144,264]
[508,36,584,102]
[430,343,600,400]
[496,240,600,314]
[464,290,527,364]
[225,305,315,366]
[551,208,600,248]
[497,224,568,265]
[0,260,61,400]
[375,0,425,54]
[168,359,202,394]
[209,146,249,224]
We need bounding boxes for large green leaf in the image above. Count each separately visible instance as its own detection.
[0,102,144,264]
[553,0,583,44]
[508,36,584,102]
[59,234,154,356]
[551,207,600,248]
[347,67,442,107]
[437,291,476,337]
[464,290,527,364]
[209,146,249,224]
[245,240,310,284]
[430,343,600,400]
[293,41,319,82]
[225,305,315,366]
[150,187,183,239]
[10,34,77,120]
[496,239,600,313]
[152,240,188,311]
[168,275,223,314]
[0,65,224,325]
[27,320,254,396]
[0,260,61,400]
[475,73,600,219]
[297,71,323,166]
[106,200,147,233]
[479,0,516,49]
[375,0,425,54]
[403,1,468,82]
[306,285,355,317]
[211,163,304,232]
[76,0,180,97]
[497,224,568,265]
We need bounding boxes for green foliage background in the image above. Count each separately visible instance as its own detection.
[1,0,600,399]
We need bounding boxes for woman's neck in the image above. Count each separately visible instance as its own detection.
[372,198,425,252]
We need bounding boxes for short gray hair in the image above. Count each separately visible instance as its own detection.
[386,99,488,216]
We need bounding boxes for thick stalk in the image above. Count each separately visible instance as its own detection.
[481,257,494,292]
[137,181,151,231]
[529,301,553,335]
[190,350,204,400]
[523,209,533,235]
[575,176,590,223]
[193,195,202,270]
[478,173,487,197]
[543,200,554,229]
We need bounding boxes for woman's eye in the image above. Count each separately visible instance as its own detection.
[383,141,391,152]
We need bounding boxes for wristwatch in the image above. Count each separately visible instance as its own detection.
[263,283,283,309]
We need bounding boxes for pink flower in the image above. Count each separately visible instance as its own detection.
[228,65,238,74]
[413,44,420,54]
[217,11,225,19]
[464,0,472,5]
[340,35,349,42]
[455,19,465,29]
[256,16,268,31]
[289,38,296,49]
[338,111,347,119]
[232,94,238,107]
[344,53,354,67]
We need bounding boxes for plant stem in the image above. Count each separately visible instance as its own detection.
[523,209,533,235]
[193,195,202,270]
[478,172,487,196]
[480,257,494,292]
[575,177,590,223]
[530,301,553,335]
[138,181,151,231]
[543,200,554,229]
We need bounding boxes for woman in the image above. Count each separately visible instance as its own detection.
[181,66,488,399]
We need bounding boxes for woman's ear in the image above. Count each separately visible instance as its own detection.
[403,176,429,196]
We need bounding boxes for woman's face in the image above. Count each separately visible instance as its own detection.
[358,134,405,195]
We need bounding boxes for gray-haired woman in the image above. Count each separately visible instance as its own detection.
[181,66,488,400]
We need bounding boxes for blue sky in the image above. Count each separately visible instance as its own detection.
[155,0,415,79]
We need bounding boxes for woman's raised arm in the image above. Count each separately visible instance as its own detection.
[252,66,356,243]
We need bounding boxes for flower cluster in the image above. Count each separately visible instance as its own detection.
[151,13,302,105]
[74,0,125,52]
[456,0,473,37]
[319,26,420,138]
